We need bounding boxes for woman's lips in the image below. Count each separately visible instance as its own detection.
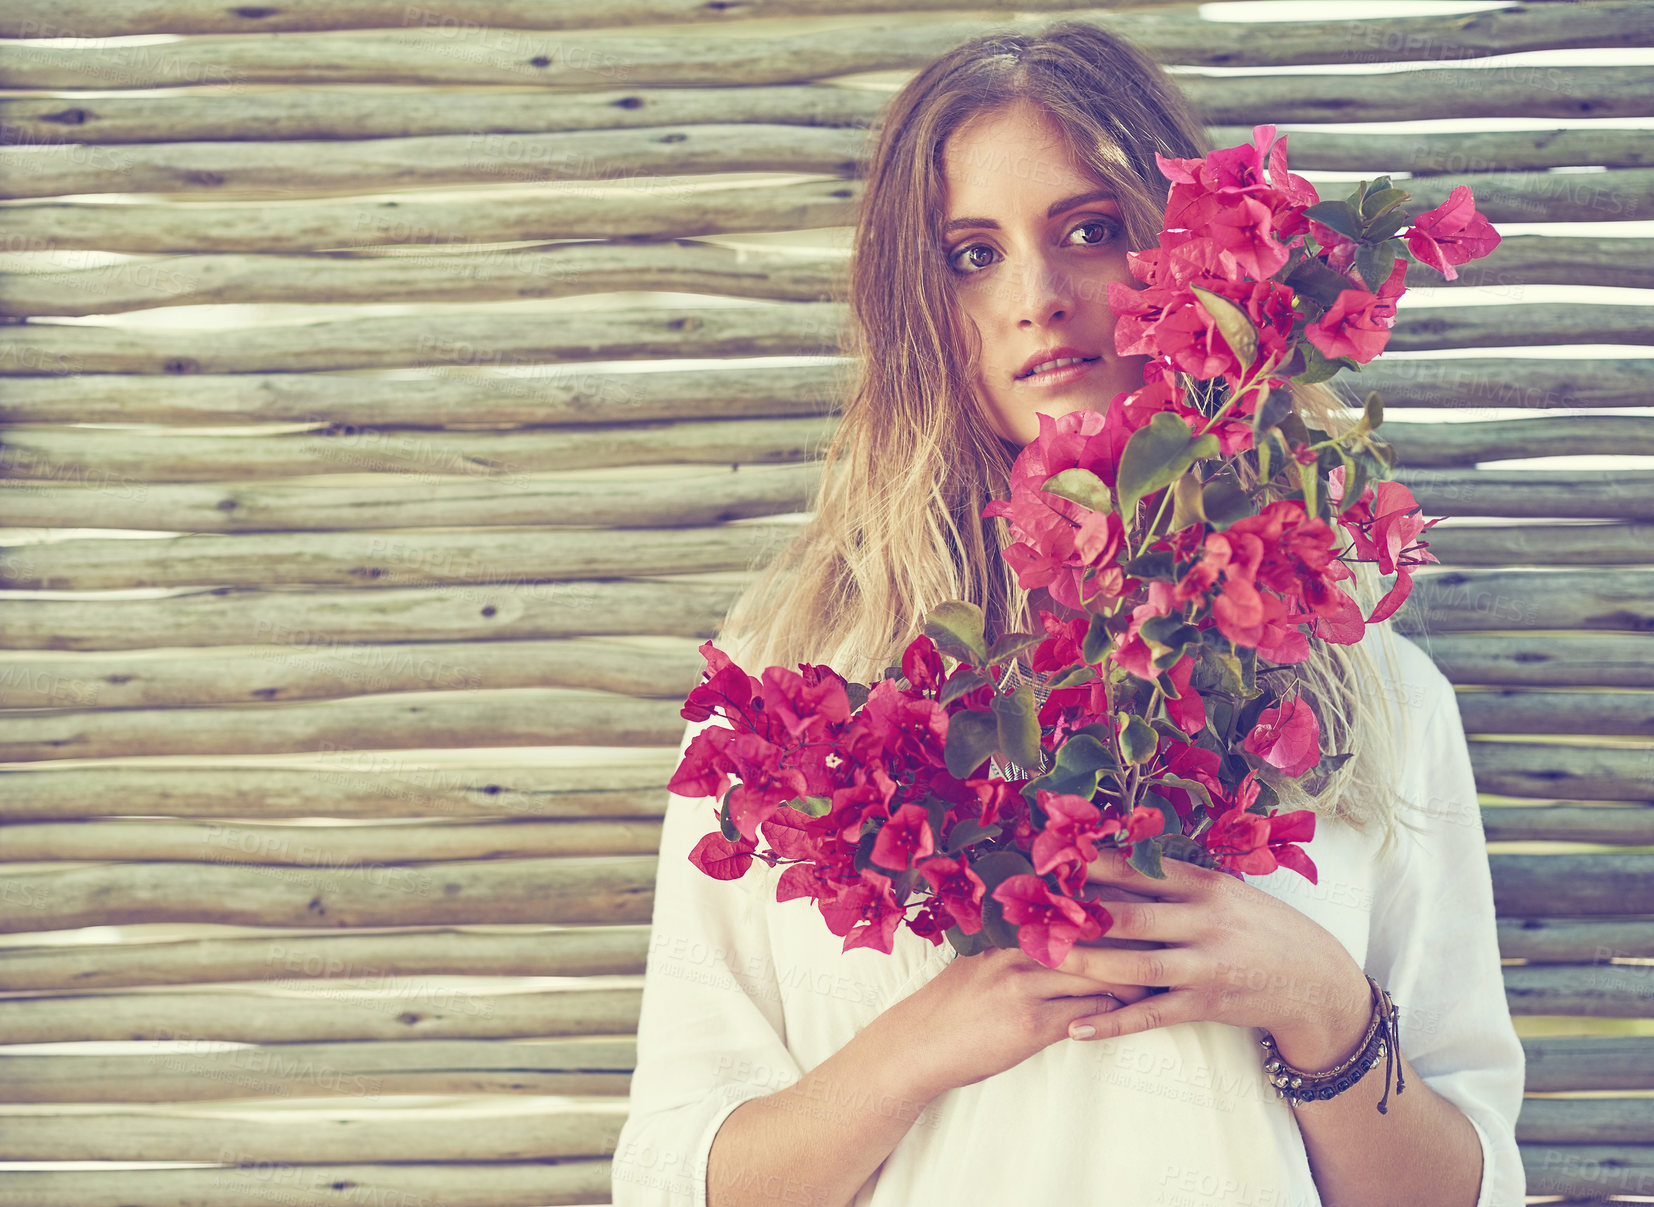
[1015,356,1101,388]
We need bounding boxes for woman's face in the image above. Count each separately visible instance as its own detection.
[938,101,1152,446]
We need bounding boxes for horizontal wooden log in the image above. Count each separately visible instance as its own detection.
[1522,1146,1654,1200]
[1424,523,1654,567]
[3,231,1643,320]
[0,1100,629,1163]
[1395,567,1654,632]
[1524,1036,1654,1092]
[1452,690,1654,739]
[0,1037,636,1103]
[4,7,1648,93]
[0,459,819,531]
[1518,1098,1654,1145]
[1351,356,1650,411]
[0,855,658,934]
[0,924,652,991]
[0,177,861,254]
[0,239,854,318]
[0,758,680,822]
[1207,121,1654,172]
[0,985,643,1043]
[3,300,1639,381]
[1492,854,1654,917]
[1470,739,1654,802]
[1484,804,1654,845]
[0,637,707,708]
[1500,918,1654,964]
[1503,962,1654,1017]
[0,1161,613,1207]
[10,162,1654,255]
[1396,469,1654,521]
[0,817,666,864]
[1425,633,1654,690]
[0,522,796,592]
[1385,415,1654,470]
[0,0,1347,39]
[0,362,846,427]
[0,417,833,483]
[0,688,687,761]
[0,122,868,204]
[0,577,743,650]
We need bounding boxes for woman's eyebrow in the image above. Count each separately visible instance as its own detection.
[940,187,1117,237]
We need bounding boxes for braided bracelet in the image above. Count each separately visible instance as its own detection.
[1257,974,1406,1114]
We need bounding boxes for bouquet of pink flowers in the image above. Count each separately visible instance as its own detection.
[671,126,1500,970]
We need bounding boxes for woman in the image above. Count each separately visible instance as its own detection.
[613,20,1524,1207]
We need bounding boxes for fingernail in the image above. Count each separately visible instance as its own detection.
[1070,1025,1096,1039]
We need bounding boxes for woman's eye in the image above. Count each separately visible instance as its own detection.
[950,244,996,273]
[1069,218,1119,246]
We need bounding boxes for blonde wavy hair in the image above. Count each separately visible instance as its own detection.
[722,20,1418,859]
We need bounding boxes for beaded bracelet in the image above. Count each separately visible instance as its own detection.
[1258,974,1406,1114]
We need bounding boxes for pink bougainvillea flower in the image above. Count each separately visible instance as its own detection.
[1407,185,1501,281]
[687,829,757,881]
[917,853,987,935]
[992,874,1107,969]
[1305,287,1390,364]
[820,869,905,954]
[1242,695,1323,777]
[1333,475,1444,623]
[871,801,936,871]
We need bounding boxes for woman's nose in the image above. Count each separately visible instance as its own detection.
[1014,253,1075,324]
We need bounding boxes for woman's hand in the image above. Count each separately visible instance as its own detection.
[881,942,1157,1100]
[1054,848,1373,1062]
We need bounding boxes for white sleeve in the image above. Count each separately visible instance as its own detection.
[612,721,806,1207]
[1365,670,1526,1207]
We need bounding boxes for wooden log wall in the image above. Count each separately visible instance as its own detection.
[1,1,1651,1202]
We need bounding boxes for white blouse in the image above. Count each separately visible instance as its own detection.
[612,630,1526,1206]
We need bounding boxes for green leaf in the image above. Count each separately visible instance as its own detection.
[1119,714,1159,765]
[1118,411,1221,518]
[937,667,991,706]
[945,925,994,957]
[1148,773,1216,816]
[1128,836,1167,879]
[1360,186,1408,223]
[1355,242,1400,292]
[1169,468,1206,533]
[943,818,1003,855]
[1158,833,1221,870]
[973,849,1037,948]
[1294,341,1343,385]
[944,709,999,779]
[1250,385,1294,444]
[1284,255,1361,310]
[1303,200,1361,241]
[1047,665,1097,689]
[1030,733,1117,801]
[1356,390,1384,435]
[992,683,1042,771]
[1139,789,1182,836]
[923,600,988,667]
[1041,467,1114,514]
[1363,205,1411,244]
[1082,612,1114,665]
[844,681,869,711]
[1124,548,1176,580]
[1297,455,1320,519]
[789,794,832,818]
[718,786,741,842]
[1190,286,1258,372]
[1201,477,1254,529]
[988,630,1044,665]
